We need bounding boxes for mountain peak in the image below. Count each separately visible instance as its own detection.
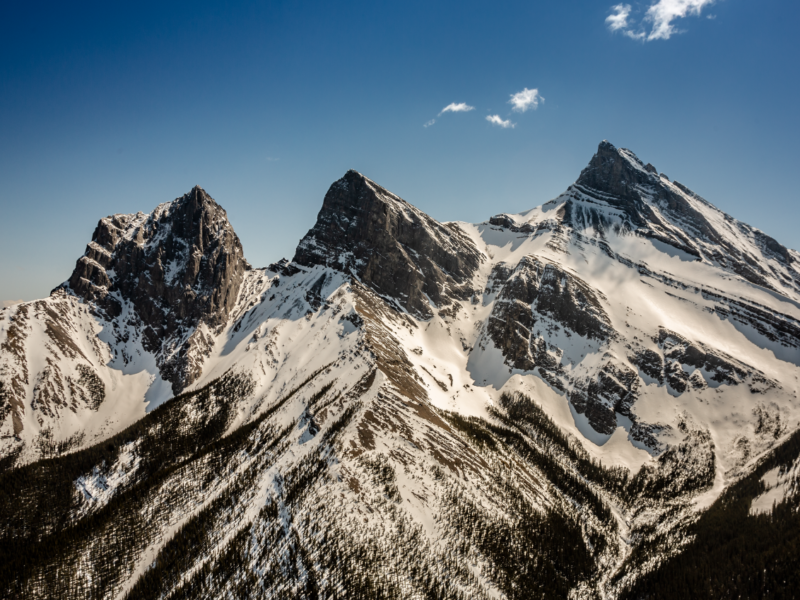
[328,170,406,209]
[597,139,617,152]
[173,184,227,220]
[4,145,800,600]
[577,141,658,198]
[567,142,799,297]
[293,171,484,318]
[59,186,247,393]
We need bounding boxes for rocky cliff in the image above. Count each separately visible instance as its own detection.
[59,185,248,392]
[571,141,800,297]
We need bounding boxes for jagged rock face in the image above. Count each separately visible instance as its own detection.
[572,141,800,297]
[293,170,484,318]
[487,255,613,372]
[569,359,640,438]
[575,141,696,231]
[628,327,778,396]
[0,296,115,439]
[574,141,722,257]
[60,186,248,392]
[484,255,635,436]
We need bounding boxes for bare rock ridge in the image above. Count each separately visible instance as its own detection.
[58,185,248,393]
[486,255,613,371]
[484,255,639,439]
[292,169,484,318]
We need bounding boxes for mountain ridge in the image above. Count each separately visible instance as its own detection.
[1,141,799,599]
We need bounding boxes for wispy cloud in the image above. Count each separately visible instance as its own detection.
[423,119,436,128]
[486,115,515,129]
[438,102,475,116]
[508,88,544,113]
[2,299,23,308]
[606,4,631,32]
[607,0,715,41]
[623,28,647,41]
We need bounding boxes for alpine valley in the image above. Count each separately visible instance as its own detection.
[2,141,799,599]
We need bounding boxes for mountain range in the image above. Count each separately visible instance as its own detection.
[2,141,799,599]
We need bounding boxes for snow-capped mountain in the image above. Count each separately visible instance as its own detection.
[1,141,799,599]
[0,186,248,459]
[59,184,249,395]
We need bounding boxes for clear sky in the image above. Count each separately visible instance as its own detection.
[2,0,798,303]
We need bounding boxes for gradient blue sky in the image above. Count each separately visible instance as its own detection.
[2,0,798,302]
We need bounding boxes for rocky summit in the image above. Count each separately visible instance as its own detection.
[293,169,484,318]
[59,185,249,394]
[1,142,799,599]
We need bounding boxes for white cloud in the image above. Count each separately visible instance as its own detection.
[508,88,544,113]
[607,0,715,41]
[2,299,23,308]
[423,119,436,128]
[438,102,475,116]
[486,115,515,129]
[606,4,631,31]
[624,29,647,41]
[646,0,715,40]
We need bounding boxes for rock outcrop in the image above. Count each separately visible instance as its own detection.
[3,142,800,600]
[487,255,613,373]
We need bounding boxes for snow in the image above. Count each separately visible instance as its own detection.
[74,442,141,512]
[749,453,800,515]
[449,190,800,492]
[7,151,800,600]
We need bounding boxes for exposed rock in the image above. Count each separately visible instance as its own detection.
[483,254,629,436]
[485,263,514,295]
[488,214,516,229]
[266,257,301,278]
[657,328,748,387]
[704,291,800,353]
[57,186,248,393]
[2,141,800,599]
[293,170,484,319]
[488,214,536,233]
[487,254,614,373]
[571,141,703,256]
[0,303,30,435]
[570,359,639,437]
[629,348,664,384]
[629,327,779,396]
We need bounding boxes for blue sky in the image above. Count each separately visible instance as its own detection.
[2,0,798,302]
